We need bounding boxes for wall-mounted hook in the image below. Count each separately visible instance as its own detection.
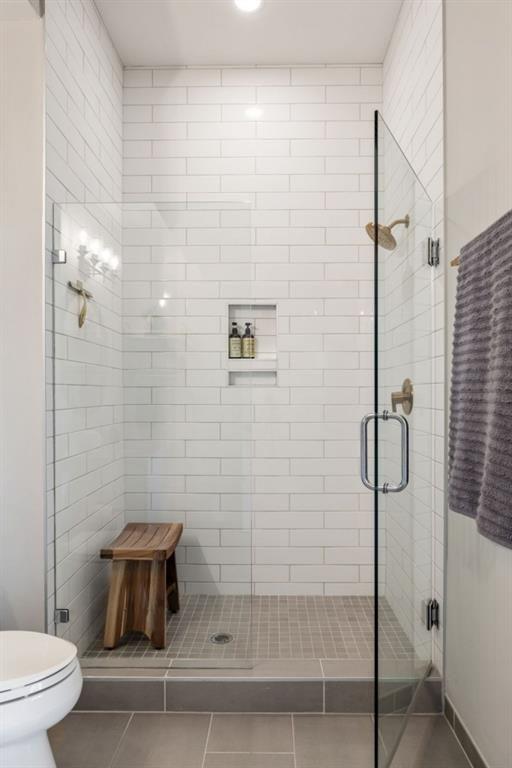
[68,280,93,328]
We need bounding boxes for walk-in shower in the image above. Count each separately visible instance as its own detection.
[48,103,437,765]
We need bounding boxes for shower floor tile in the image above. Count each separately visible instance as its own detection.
[82,595,414,663]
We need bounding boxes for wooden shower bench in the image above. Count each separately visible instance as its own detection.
[100,522,183,650]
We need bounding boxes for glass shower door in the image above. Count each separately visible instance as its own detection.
[363,112,435,767]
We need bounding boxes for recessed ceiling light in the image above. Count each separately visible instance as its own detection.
[234,0,262,13]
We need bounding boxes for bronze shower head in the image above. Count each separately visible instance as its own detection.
[365,215,410,251]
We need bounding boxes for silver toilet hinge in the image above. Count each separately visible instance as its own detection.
[54,608,70,624]
[52,249,67,264]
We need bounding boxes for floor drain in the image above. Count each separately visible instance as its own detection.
[209,632,233,645]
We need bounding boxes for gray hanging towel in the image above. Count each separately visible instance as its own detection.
[449,208,512,549]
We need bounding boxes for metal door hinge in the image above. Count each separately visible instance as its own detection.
[52,249,67,264]
[54,608,70,624]
[425,599,440,630]
[427,238,440,267]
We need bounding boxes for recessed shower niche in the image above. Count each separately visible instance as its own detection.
[227,303,277,387]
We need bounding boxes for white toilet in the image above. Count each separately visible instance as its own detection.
[0,631,82,768]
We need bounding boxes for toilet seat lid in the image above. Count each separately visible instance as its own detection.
[0,631,77,692]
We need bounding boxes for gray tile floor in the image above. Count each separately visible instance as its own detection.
[49,712,472,768]
[83,595,413,662]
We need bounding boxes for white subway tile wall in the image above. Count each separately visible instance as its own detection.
[383,0,444,670]
[45,0,123,653]
[122,65,382,596]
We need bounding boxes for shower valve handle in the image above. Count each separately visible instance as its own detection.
[391,378,413,415]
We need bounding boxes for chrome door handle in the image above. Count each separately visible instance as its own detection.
[360,411,409,493]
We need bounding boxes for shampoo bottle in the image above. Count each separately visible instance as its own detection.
[229,321,242,358]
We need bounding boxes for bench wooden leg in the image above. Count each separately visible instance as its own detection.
[103,553,179,651]
[103,560,128,650]
[166,552,180,613]
[145,559,166,649]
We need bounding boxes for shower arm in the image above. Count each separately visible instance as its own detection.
[388,216,410,231]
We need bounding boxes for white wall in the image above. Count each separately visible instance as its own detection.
[0,0,46,631]
[444,1,512,766]
[382,0,445,670]
[122,65,382,595]
[45,0,124,653]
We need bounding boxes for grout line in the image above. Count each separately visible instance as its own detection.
[107,711,133,768]
[207,751,294,755]
[291,712,298,768]
[201,712,214,768]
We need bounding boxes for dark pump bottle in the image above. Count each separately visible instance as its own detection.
[242,322,255,359]
[229,321,242,358]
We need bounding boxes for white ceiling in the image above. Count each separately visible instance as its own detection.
[95,0,403,67]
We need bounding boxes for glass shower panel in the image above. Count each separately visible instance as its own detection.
[50,201,124,663]
[371,113,435,767]
[51,199,254,669]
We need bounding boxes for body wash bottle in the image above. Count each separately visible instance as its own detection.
[229,321,242,358]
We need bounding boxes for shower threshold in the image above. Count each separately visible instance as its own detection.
[76,657,442,716]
